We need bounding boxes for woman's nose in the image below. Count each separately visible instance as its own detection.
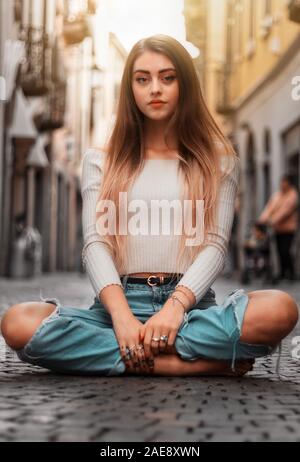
[150,79,162,92]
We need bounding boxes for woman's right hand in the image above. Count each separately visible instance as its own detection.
[111,312,154,374]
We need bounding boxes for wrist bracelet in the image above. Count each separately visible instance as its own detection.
[173,288,193,305]
[168,294,187,313]
[168,295,189,325]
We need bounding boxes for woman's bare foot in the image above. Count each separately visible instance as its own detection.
[125,353,255,377]
[177,356,255,377]
[205,358,255,377]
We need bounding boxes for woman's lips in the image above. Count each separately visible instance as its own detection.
[149,102,166,108]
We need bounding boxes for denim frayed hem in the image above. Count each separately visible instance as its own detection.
[39,289,62,309]
[224,288,283,379]
[2,292,60,362]
[269,340,283,381]
[222,288,249,373]
[14,290,63,360]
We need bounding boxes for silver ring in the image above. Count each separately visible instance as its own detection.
[160,335,168,342]
[151,337,160,342]
[128,345,137,352]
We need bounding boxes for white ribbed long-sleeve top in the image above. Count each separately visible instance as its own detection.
[81,148,240,305]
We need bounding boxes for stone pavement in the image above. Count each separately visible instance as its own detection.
[0,272,299,442]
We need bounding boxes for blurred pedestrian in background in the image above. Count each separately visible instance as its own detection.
[258,174,299,282]
[241,221,272,285]
[224,194,240,279]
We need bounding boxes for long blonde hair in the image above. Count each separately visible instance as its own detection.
[95,34,238,276]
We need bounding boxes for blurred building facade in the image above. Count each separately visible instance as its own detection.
[183,0,207,90]
[91,2,128,147]
[0,0,127,279]
[185,0,300,277]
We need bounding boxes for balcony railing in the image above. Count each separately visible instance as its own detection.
[288,0,300,23]
[34,82,66,131]
[215,65,234,116]
[34,43,67,131]
[18,26,51,97]
[18,23,67,130]
[20,26,52,96]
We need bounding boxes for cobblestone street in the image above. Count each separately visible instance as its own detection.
[0,272,299,442]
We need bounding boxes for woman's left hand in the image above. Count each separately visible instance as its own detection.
[139,301,185,360]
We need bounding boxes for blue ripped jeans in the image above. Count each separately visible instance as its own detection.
[14,278,282,377]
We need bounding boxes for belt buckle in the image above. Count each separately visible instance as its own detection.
[147,275,159,287]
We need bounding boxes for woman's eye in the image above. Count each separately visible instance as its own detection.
[135,76,176,83]
[164,76,176,82]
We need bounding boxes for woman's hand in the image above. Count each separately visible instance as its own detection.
[111,311,154,374]
[139,300,185,361]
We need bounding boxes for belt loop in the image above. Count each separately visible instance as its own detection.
[121,275,129,290]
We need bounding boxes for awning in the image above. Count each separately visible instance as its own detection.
[2,39,25,102]
[8,87,38,139]
[27,134,50,168]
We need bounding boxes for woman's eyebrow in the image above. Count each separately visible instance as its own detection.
[133,68,176,74]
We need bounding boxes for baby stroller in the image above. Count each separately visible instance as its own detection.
[240,221,276,285]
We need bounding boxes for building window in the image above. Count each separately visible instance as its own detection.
[246,0,256,58]
[264,128,271,156]
[265,0,272,16]
[260,0,273,39]
[14,0,22,22]
[249,0,256,39]
[263,129,272,203]
[233,0,244,63]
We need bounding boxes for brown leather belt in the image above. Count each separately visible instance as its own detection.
[121,274,183,287]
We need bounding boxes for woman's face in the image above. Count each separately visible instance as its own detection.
[132,51,179,121]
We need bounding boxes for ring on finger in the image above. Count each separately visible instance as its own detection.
[128,345,137,353]
[160,335,168,347]
[151,337,160,352]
